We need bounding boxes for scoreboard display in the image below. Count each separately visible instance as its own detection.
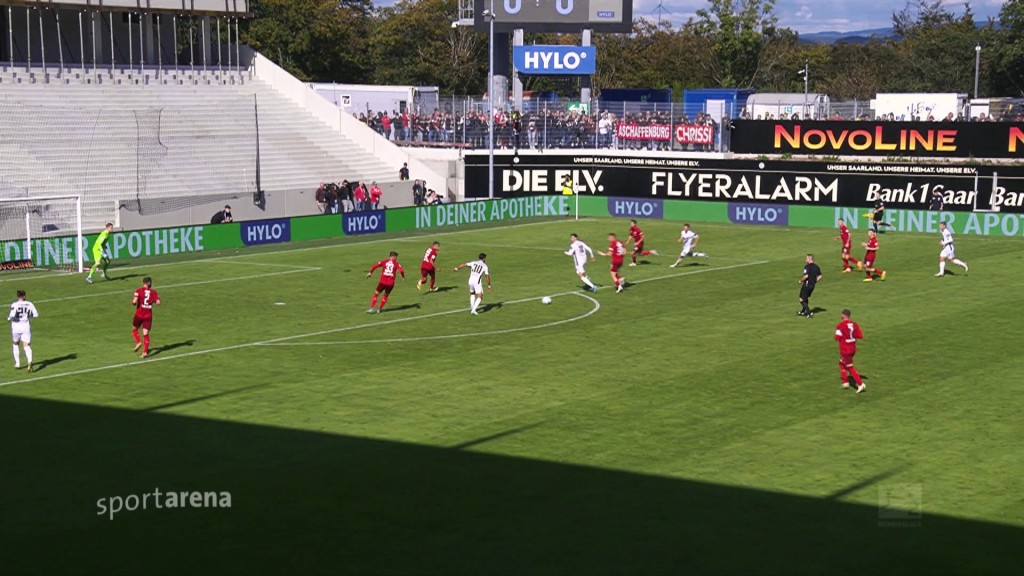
[474,0,633,33]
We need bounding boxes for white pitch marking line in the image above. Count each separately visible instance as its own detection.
[258,292,602,346]
[0,259,768,388]
[33,267,321,305]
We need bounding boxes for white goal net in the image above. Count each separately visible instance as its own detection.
[0,195,84,273]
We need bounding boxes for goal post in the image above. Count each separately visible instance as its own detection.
[0,195,84,273]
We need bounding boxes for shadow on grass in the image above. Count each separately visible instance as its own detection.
[30,353,78,373]
[0,394,1019,576]
[383,303,422,313]
[429,286,457,294]
[147,340,196,358]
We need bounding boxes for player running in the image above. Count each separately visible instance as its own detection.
[597,233,627,293]
[834,219,862,273]
[86,223,114,284]
[835,308,866,394]
[862,230,887,282]
[453,253,493,315]
[565,233,598,292]
[366,251,405,313]
[132,277,161,358]
[670,224,708,268]
[416,241,440,292]
[625,220,658,266]
[936,222,969,277]
[8,290,38,372]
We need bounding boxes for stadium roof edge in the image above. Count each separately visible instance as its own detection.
[0,0,250,16]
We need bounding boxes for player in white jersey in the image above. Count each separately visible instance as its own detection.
[936,221,969,277]
[8,290,38,371]
[565,233,598,292]
[453,253,493,315]
[670,224,708,267]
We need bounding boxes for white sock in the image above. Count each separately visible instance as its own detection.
[581,276,595,289]
[469,295,475,310]
[939,261,946,274]
[471,296,480,313]
[695,252,707,257]
[12,344,19,366]
[954,259,967,269]
[24,345,31,363]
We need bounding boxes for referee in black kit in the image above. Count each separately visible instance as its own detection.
[798,254,822,318]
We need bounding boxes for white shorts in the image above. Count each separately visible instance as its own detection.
[679,248,693,258]
[11,327,30,344]
[574,263,587,275]
[940,246,955,259]
[468,282,483,295]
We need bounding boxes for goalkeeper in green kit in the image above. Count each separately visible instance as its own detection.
[86,223,114,284]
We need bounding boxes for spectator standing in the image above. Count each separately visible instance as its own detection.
[315,182,327,213]
[399,162,410,181]
[413,180,425,206]
[401,111,411,141]
[354,182,368,212]
[381,113,392,141]
[369,182,383,210]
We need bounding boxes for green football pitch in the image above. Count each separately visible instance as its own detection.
[2,216,1022,575]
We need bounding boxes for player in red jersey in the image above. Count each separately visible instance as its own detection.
[835,308,866,393]
[861,230,887,282]
[416,241,440,292]
[132,276,161,358]
[366,251,405,313]
[625,219,658,266]
[833,219,862,273]
[597,233,627,293]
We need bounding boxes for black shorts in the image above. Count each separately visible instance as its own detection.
[799,285,815,300]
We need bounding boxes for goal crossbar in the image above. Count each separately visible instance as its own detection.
[0,194,84,273]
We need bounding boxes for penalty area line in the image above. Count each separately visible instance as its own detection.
[0,259,766,388]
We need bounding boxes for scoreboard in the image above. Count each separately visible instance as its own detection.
[474,0,633,33]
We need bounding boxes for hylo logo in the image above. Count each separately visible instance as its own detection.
[242,219,291,246]
[609,199,664,219]
[523,50,588,71]
[728,203,789,226]
[344,211,386,235]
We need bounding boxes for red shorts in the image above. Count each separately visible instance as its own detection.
[132,316,153,331]
[633,242,644,255]
[863,254,875,267]
[840,353,856,367]
[842,245,852,256]
[610,260,623,273]
[420,266,435,278]
[375,282,395,294]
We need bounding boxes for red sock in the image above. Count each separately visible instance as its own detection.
[132,329,141,344]
[842,257,850,269]
[848,366,863,385]
[849,256,860,265]
[370,294,378,307]
[379,294,389,310]
[631,255,638,263]
[642,250,654,256]
[430,276,436,289]
[876,268,885,275]
[143,335,150,354]
[866,270,873,278]
[839,362,849,383]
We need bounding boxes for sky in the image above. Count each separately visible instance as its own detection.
[633,0,1004,33]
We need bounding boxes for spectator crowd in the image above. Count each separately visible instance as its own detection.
[354,107,721,151]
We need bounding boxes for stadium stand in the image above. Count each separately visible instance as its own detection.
[0,63,429,229]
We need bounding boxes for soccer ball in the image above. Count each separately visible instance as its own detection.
[541,296,552,305]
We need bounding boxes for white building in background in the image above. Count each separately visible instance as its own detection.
[311,84,441,116]
[870,93,969,120]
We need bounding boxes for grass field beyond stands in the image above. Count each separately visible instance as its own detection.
[2,217,1022,576]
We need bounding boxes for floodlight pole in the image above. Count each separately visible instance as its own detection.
[486,1,495,200]
[973,44,981,100]
[802,60,809,119]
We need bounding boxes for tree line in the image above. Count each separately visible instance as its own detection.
[241,0,1024,100]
